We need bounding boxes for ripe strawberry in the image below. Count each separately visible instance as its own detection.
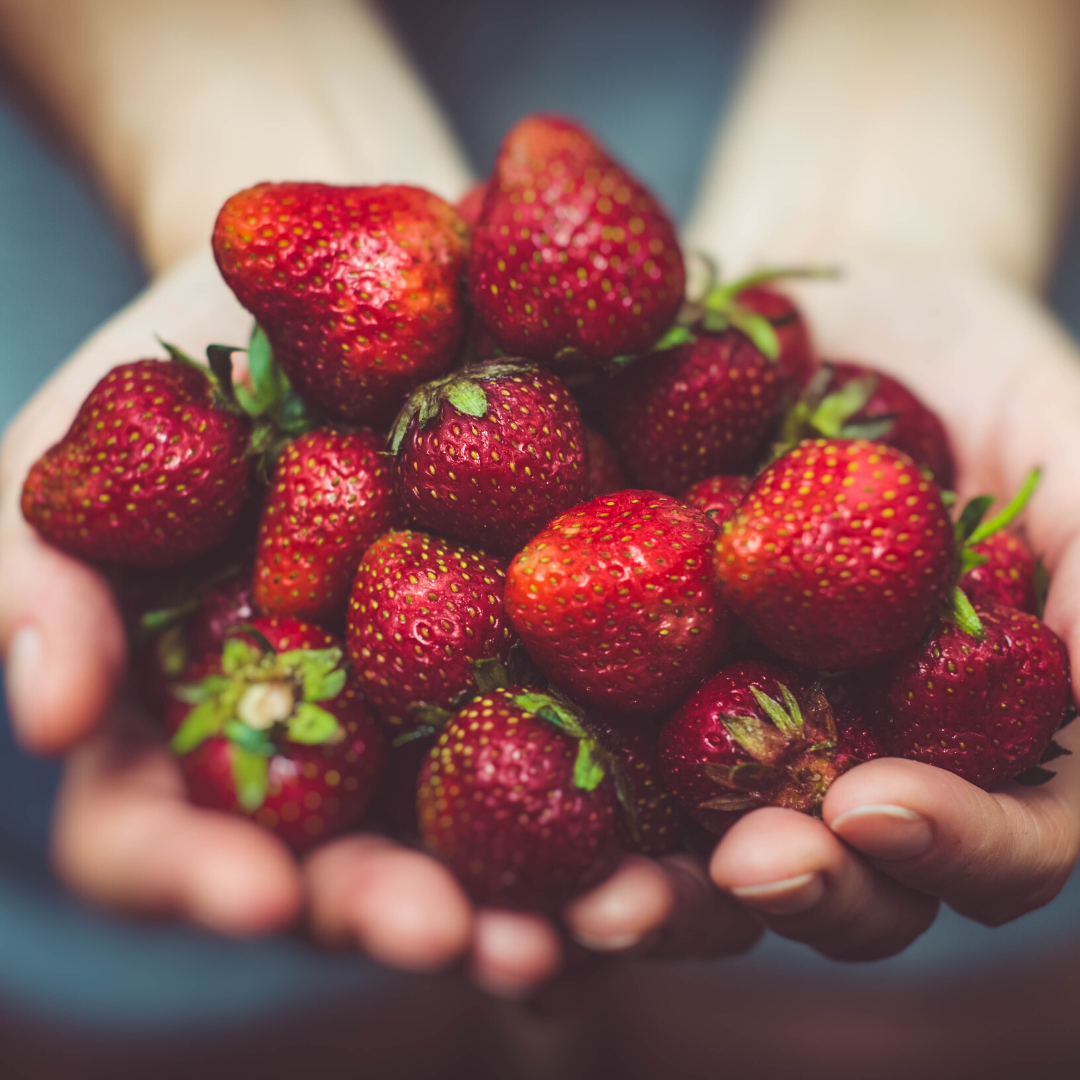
[253,428,397,623]
[22,358,251,567]
[659,661,857,835]
[389,359,587,554]
[346,530,513,728]
[417,687,622,909]
[469,114,685,364]
[818,672,887,762]
[589,715,682,856]
[779,362,956,487]
[456,181,489,230]
[960,530,1037,614]
[213,182,468,425]
[584,426,627,497]
[874,603,1072,789]
[681,475,750,525]
[715,439,955,670]
[168,616,384,850]
[602,331,782,495]
[505,491,732,714]
[188,571,257,657]
[735,286,815,395]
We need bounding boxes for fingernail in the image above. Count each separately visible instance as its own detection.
[830,804,934,861]
[571,929,644,952]
[731,872,825,915]
[4,626,42,744]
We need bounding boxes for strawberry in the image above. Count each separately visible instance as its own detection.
[589,715,682,856]
[714,439,955,670]
[188,571,257,657]
[778,362,956,487]
[818,672,887,762]
[469,114,685,365]
[505,490,732,714]
[456,181,489,230]
[22,358,251,567]
[734,285,815,395]
[602,331,782,495]
[874,603,1072,789]
[253,427,397,623]
[389,359,587,554]
[659,661,857,835]
[417,687,622,908]
[960,530,1037,614]
[345,530,513,729]
[584,426,627,497]
[681,475,750,525]
[168,616,384,850]
[213,182,468,425]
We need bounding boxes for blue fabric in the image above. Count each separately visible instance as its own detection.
[1,0,1080,1032]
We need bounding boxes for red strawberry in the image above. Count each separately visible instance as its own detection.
[960,530,1037,613]
[469,114,685,365]
[22,359,251,566]
[505,491,732,714]
[714,439,955,670]
[253,428,397,623]
[189,571,257,657]
[389,359,587,554]
[735,286,815,395]
[818,672,887,762]
[168,616,384,850]
[346,530,513,729]
[213,182,468,425]
[659,661,856,835]
[456,181,489,230]
[589,715,682,856]
[874,603,1071,789]
[417,687,622,909]
[681,475,750,525]
[780,362,956,487]
[602,331,782,495]
[584,426,627,497]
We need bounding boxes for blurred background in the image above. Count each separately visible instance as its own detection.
[3,1,1080,1076]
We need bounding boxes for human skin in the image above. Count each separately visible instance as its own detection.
[2,0,1080,993]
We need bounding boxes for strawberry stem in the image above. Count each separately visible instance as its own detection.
[967,469,1041,546]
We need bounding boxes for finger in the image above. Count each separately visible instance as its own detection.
[563,853,762,959]
[823,752,1080,925]
[470,910,564,999]
[0,531,126,752]
[305,836,473,972]
[710,806,938,960]
[53,719,301,936]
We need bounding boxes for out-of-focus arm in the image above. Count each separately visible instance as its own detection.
[0,0,472,272]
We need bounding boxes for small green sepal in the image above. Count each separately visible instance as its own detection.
[286,702,342,745]
[945,586,986,640]
[232,747,270,812]
[572,739,606,791]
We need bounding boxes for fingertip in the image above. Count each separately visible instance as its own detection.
[471,910,563,999]
[564,855,675,951]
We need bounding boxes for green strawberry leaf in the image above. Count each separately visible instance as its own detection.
[392,724,438,748]
[169,673,232,705]
[388,408,414,455]
[406,703,456,730]
[727,303,781,360]
[751,684,803,739]
[279,647,345,700]
[139,598,199,633]
[945,586,985,640]
[514,693,587,739]
[307,668,347,703]
[719,712,788,764]
[234,624,277,656]
[701,308,730,334]
[959,548,990,575]
[155,625,190,679]
[247,324,276,403]
[170,700,229,755]
[1012,764,1057,787]
[652,324,696,351]
[720,264,841,297]
[838,416,897,441]
[231,746,270,812]
[223,719,276,757]
[1039,739,1071,765]
[472,657,511,694]
[966,469,1042,546]
[222,638,259,675]
[205,345,239,408]
[809,375,879,438]
[954,495,994,544]
[572,739,606,792]
[444,380,489,418]
[286,702,341,745]
[940,490,958,507]
[157,337,203,371]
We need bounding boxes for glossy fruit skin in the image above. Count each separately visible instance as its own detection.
[819,672,887,761]
[584,426,628,497]
[170,616,385,850]
[22,361,251,567]
[736,286,814,396]
[417,687,622,909]
[455,181,489,230]
[715,439,955,670]
[393,365,587,554]
[254,428,397,622]
[589,715,682,856]
[189,572,257,658]
[824,362,955,487]
[346,530,513,728]
[875,604,1071,789]
[603,332,781,495]
[505,491,732,714]
[469,114,685,364]
[681,475,750,526]
[213,182,468,425]
[659,661,809,835]
[960,531,1037,613]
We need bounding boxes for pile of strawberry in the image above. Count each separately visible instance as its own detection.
[21,114,1074,911]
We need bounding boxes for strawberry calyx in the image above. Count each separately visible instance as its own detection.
[387,358,535,454]
[946,469,1042,640]
[510,690,608,792]
[168,629,349,811]
[698,683,853,815]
